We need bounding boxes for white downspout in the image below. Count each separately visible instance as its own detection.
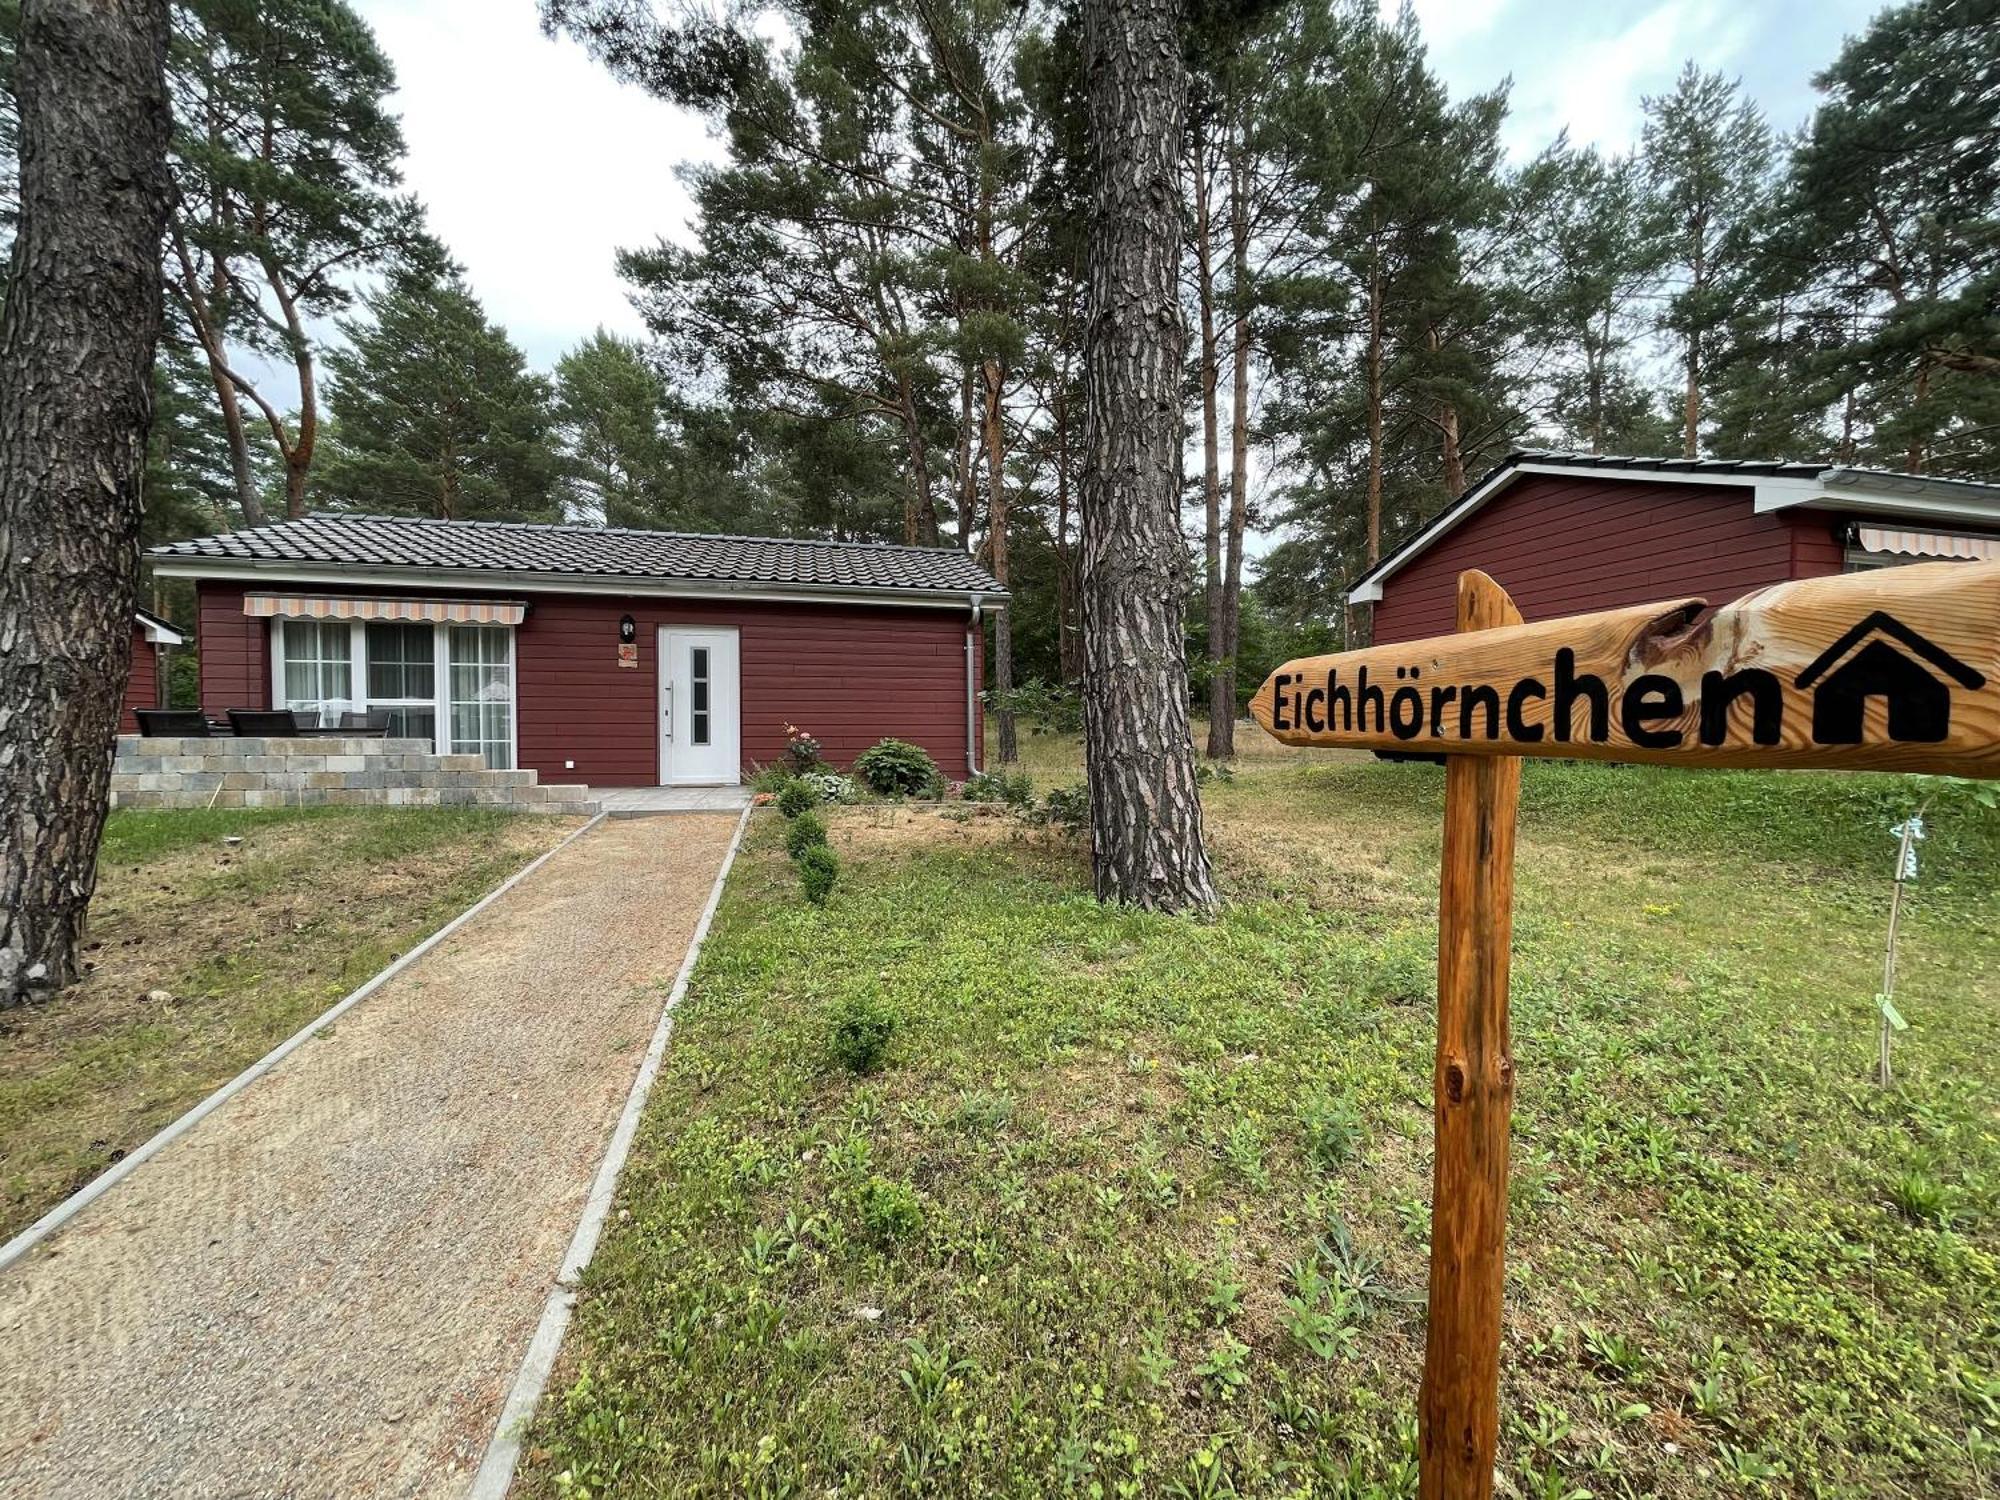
[965,594,983,776]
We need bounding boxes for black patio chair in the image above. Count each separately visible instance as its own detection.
[227,708,305,737]
[134,708,212,737]
[335,709,392,738]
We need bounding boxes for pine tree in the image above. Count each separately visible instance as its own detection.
[1756,0,2000,475]
[1642,64,1772,458]
[553,330,679,527]
[166,0,425,524]
[317,265,562,522]
[1511,142,1671,454]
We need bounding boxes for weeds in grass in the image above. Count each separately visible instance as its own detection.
[520,760,2000,1499]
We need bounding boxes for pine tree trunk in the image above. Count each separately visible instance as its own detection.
[1192,130,1226,759]
[982,357,1018,764]
[1905,361,1930,474]
[897,372,938,545]
[1440,402,1466,495]
[1079,0,1217,914]
[1054,386,1080,683]
[0,0,173,1007]
[216,381,265,527]
[954,368,977,551]
[1348,246,1384,650]
[1220,129,1250,756]
[1682,234,1703,459]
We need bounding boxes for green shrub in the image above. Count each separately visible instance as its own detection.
[857,1174,923,1244]
[828,990,896,1073]
[785,809,828,859]
[798,843,840,905]
[1038,782,1090,835]
[963,769,1035,806]
[749,764,796,794]
[854,738,941,797]
[777,780,815,819]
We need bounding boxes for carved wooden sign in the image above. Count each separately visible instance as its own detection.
[1251,559,2000,778]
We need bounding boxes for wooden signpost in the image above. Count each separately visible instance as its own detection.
[1250,559,2000,1500]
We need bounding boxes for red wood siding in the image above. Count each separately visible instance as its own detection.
[197,582,269,717]
[120,625,159,732]
[515,595,978,785]
[1370,475,1846,643]
[1788,509,1847,577]
[189,580,983,785]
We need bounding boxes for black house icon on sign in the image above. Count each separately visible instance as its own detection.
[1795,610,1986,744]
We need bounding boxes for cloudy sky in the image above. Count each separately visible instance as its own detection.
[350,0,1885,371]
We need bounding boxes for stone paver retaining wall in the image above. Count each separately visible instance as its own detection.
[111,736,597,815]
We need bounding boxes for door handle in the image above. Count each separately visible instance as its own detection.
[663,682,674,742]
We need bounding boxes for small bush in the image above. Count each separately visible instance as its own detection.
[777,781,815,819]
[785,808,828,859]
[799,843,840,905]
[857,1174,924,1244]
[828,990,896,1073]
[854,738,942,797]
[963,769,1035,806]
[1038,782,1090,835]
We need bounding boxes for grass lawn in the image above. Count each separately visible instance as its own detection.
[521,736,1999,1500]
[0,805,578,1241]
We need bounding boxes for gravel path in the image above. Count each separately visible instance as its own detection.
[0,813,741,1500]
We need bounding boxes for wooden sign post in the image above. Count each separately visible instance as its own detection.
[1249,559,2000,1500]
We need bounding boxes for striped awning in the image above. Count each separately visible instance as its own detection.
[1857,526,2000,562]
[244,594,526,625]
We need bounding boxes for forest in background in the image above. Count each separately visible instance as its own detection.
[2,0,1994,756]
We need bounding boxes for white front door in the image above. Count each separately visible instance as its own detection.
[658,626,741,785]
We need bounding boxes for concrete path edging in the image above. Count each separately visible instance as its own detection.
[469,804,754,1499]
[0,811,608,1278]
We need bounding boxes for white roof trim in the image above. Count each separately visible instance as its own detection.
[150,556,1006,611]
[1348,461,1999,604]
[135,612,184,645]
[1751,485,2000,524]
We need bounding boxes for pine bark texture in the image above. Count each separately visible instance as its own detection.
[0,0,174,1006]
[1192,131,1226,759]
[1078,0,1217,914]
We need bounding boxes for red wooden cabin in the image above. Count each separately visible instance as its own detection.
[149,517,1002,788]
[1352,452,2000,644]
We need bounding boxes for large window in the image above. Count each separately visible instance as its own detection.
[448,625,514,769]
[365,622,438,742]
[272,616,513,767]
[280,620,354,725]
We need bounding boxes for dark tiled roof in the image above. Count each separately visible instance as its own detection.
[1511,448,1828,479]
[150,514,1005,597]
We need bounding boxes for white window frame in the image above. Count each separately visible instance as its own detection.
[443,623,519,770]
[270,618,517,768]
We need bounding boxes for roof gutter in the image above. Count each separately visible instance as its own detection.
[965,594,984,777]
[1752,471,2000,524]
[147,555,1008,611]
